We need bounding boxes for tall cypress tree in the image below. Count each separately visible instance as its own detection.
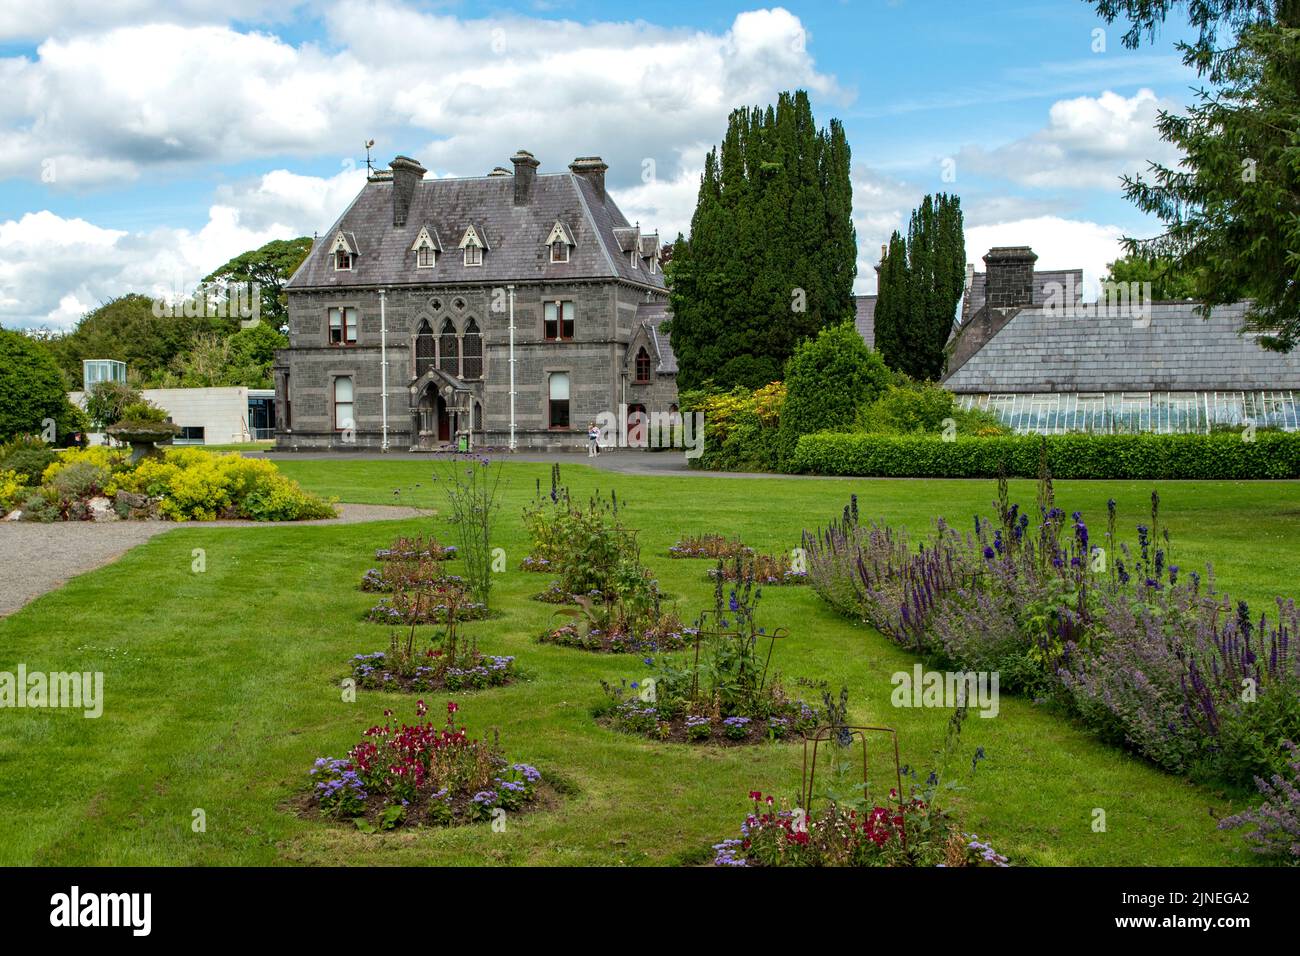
[874,194,965,379]
[666,90,857,390]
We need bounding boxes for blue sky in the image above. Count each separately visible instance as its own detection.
[0,0,1200,327]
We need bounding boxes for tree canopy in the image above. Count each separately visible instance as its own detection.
[0,327,84,442]
[666,90,857,390]
[203,236,313,331]
[873,194,965,380]
[1088,0,1300,349]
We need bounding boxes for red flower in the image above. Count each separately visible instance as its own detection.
[447,701,459,713]
[749,791,762,801]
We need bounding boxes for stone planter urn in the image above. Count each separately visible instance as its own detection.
[106,422,181,462]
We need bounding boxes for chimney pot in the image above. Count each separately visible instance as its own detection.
[389,155,426,228]
[569,156,608,204]
[511,149,539,205]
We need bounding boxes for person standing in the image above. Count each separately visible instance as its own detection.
[587,421,600,457]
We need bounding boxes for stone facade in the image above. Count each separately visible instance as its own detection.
[276,152,678,451]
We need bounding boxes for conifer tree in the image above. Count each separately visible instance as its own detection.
[666,91,857,390]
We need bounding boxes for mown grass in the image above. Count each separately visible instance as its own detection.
[0,459,1296,865]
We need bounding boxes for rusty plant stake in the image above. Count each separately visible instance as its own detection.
[800,724,908,850]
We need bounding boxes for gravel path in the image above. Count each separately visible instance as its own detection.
[0,503,432,619]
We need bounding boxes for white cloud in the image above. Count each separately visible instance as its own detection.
[0,166,364,329]
[0,1,303,42]
[965,216,1128,300]
[957,89,1181,190]
[2,5,842,192]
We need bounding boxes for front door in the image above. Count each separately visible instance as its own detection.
[438,395,451,442]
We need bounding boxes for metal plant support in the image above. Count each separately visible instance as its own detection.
[800,724,908,849]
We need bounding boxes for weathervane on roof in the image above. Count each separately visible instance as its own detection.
[363,139,376,175]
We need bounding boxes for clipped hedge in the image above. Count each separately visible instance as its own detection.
[790,431,1300,480]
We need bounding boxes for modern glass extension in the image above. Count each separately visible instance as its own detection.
[957,391,1300,434]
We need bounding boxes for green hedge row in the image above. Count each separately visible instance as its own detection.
[790,431,1300,480]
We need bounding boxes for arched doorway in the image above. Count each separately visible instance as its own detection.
[416,384,451,448]
[627,403,648,446]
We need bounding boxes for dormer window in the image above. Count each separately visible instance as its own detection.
[545,221,574,264]
[459,225,487,267]
[629,250,638,270]
[411,225,440,270]
[329,231,359,271]
[635,347,651,384]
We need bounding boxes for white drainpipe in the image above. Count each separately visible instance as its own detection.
[508,284,517,451]
[379,288,389,452]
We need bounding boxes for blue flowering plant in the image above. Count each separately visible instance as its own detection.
[308,700,543,831]
[374,534,457,562]
[594,570,829,744]
[713,790,1010,868]
[351,593,517,693]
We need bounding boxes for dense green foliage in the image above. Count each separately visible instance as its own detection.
[873,194,965,379]
[854,379,1005,436]
[776,321,891,466]
[203,236,313,331]
[667,90,856,389]
[1088,0,1300,349]
[0,328,84,442]
[792,431,1300,479]
[1102,255,1199,300]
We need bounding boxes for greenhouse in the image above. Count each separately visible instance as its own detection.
[958,391,1300,435]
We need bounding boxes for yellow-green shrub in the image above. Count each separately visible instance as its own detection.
[116,449,336,521]
[0,469,22,514]
[42,446,132,492]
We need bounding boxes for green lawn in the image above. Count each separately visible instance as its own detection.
[1,460,1297,865]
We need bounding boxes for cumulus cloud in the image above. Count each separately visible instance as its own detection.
[965,216,1129,300]
[0,166,365,329]
[1,4,842,191]
[0,1,303,42]
[957,89,1182,190]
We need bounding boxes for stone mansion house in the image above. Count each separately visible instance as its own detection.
[274,151,678,450]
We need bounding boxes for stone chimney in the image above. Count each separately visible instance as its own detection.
[389,155,426,228]
[488,166,511,177]
[511,149,539,205]
[982,246,1038,309]
[570,156,609,204]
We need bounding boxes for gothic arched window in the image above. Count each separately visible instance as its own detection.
[439,319,459,376]
[415,319,435,377]
[462,318,483,379]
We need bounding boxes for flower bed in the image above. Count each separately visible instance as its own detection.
[707,553,807,586]
[305,700,544,831]
[668,534,754,559]
[364,585,488,625]
[593,571,839,744]
[360,560,458,593]
[541,620,690,655]
[801,472,1300,796]
[519,555,553,573]
[599,680,823,744]
[713,791,1009,867]
[374,535,457,561]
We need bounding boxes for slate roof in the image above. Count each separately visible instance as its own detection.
[962,268,1083,322]
[943,301,1300,392]
[287,166,667,291]
[854,295,877,348]
[636,300,677,374]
